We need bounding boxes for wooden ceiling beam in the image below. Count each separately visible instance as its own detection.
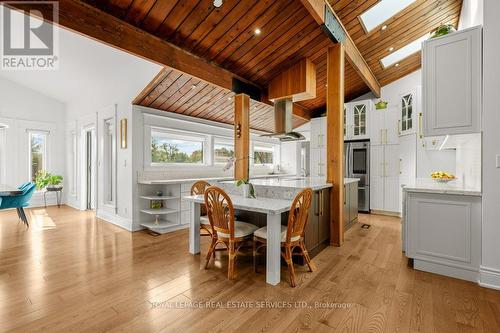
[300,0,381,98]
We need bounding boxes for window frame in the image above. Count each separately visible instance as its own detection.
[150,127,207,167]
[28,130,48,182]
[213,137,235,165]
[252,142,276,167]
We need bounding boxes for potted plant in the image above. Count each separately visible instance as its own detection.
[430,24,456,39]
[35,171,63,191]
[375,100,388,110]
[236,179,256,198]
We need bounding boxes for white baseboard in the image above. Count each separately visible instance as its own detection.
[414,259,479,283]
[479,266,500,290]
[28,192,65,208]
[96,209,134,232]
[370,209,401,217]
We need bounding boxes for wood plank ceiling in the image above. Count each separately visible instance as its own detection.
[84,0,462,129]
[134,67,308,132]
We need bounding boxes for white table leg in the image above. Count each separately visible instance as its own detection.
[189,202,200,254]
[266,213,281,285]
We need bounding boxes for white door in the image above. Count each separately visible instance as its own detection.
[310,148,325,177]
[310,118,326,149]
[370,145,385,211]
[399,89,417,136]
[352,103,369,140]
[422,26,482,136]
[384,144,400,213]
[370,108,385,146]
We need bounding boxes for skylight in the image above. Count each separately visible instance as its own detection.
[380,33,430,68]
[360,0,417,32]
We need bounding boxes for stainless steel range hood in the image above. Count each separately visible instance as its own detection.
[260,98,305,142]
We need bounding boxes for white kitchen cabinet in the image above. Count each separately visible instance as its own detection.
[344,100,372,140]
[422,26,482,136]
[371,106,399,146]
[399,134,417,212]
[310,148,326,177]
[370,144,400,213]
[399,88,419,136]
[310,117,326,149]
[406,191,481,282]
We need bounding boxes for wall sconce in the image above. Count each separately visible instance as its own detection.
[236,123,241,138]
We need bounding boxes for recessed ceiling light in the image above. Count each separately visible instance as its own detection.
[228,96,232,100]
[360,0,417,33]
[213,0,223,8]
[191,84,197,89]
[254,28,261,35]
[388,46,394,52]
[380,33,430,68]
[325,84,328,87]
[381,25,388,31]
[395,63,400,67]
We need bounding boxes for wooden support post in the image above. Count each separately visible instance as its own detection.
[326,44,345,247]
[234,94,250,180]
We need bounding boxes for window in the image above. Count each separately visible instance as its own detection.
[214,138,234,164]
[401,93,413,132]
[29,131,47,181]
[103,119,116,205]
[151,130,204,165]
[253,144,274,165]
[380,33,430,68]
[359,0,417,33]
[70,131,77,195]
[353,104,366,136]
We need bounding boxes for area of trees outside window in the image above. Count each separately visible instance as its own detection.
[151,134,204,164]
[214,141,234,164]
[30,132,46,181]
[254,146,274,165]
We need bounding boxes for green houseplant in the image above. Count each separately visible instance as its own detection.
[375,100,388,110]
[236,179,256,198]
[430,24,456,39]
[35,171,63,190]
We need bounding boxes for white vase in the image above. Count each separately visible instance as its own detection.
[242,184,250,198]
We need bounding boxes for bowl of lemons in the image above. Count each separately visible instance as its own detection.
[431,171,456,183]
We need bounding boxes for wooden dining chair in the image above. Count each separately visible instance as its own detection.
[190,180,211,237]
[204,186,258,280]
[253,188,314,287]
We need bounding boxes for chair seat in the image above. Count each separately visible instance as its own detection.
[200,215,210,225]
[217,221,258,239]
[254,225,301,243]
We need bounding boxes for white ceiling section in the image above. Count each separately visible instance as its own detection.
[0,7,162,109]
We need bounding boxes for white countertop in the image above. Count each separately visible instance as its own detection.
[344,178,360,184]
[220,176,333,191]
[403,179,482,196]
[138,173,293,185]
[183,194,292,215]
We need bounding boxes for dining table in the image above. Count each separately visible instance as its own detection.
[0,185,22,196]
[183,194,293,286]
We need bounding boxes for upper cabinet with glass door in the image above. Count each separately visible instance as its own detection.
[345,100,371,140]
[399,88,418,136]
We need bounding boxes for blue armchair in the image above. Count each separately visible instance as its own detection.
[0,183,36,227]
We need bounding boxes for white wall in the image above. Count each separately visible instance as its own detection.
[480,0,500,289]
[0,77,66,207]
[459,0,484,30]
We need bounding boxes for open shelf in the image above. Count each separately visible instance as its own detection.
[140,208,179,215]
[140,220,183,234]
[140,195,179,200]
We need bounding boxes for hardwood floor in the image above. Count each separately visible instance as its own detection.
[1,206,500,332]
